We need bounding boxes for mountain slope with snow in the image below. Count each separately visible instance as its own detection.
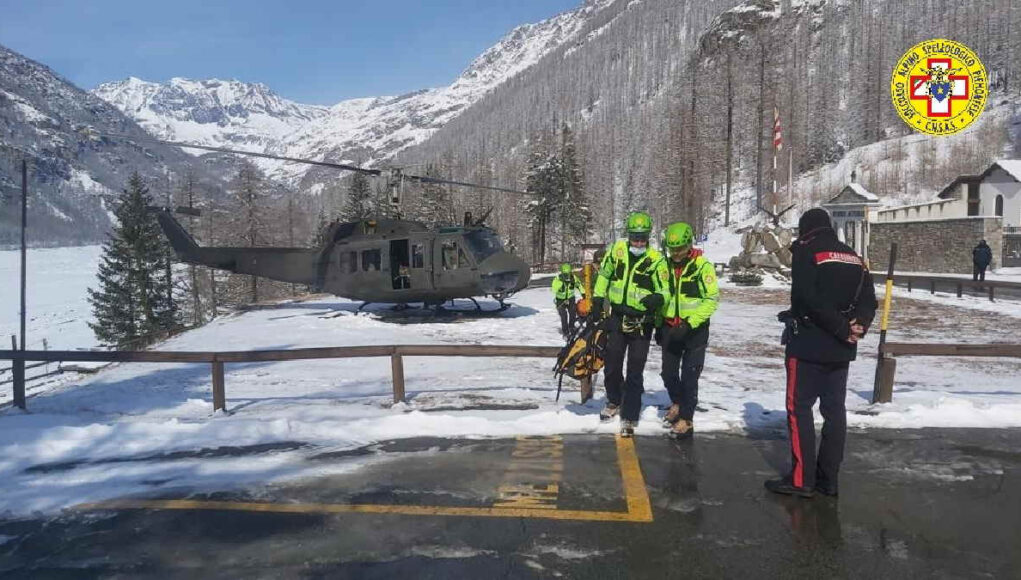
[0,45,226,246]
[91,0,615,188]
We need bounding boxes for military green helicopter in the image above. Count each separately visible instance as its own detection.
[110,135,535,311]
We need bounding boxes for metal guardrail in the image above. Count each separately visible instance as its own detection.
[0,345,563,412]
[893,273,1021,302]
[873,342,1021,402]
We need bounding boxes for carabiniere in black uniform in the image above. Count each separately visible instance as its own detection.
[769,208,878,498]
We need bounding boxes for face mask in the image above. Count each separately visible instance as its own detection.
[629,245,647,257]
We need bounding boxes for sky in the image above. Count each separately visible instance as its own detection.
[0,0,581,105]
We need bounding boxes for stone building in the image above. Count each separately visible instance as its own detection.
[869,159,1021,272]
[821,180,881,261]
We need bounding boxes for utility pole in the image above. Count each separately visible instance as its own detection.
[14,159,28,409]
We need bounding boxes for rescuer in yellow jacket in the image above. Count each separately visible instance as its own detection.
[655,222,719,439]
[590,211,670,437]
[551,263,583,336]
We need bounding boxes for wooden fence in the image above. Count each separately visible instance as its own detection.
[0,345,564,412]
[892,274,1021,302]
[874,342,1021,402]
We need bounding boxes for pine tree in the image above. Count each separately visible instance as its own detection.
[88,173,178,348]
[409,164,454,227]
[340,172,373,222]
[558,123,591,260]
[524,134,561,265]
[311,202,331,247]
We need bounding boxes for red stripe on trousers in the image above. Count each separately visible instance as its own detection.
[786,357,804,488]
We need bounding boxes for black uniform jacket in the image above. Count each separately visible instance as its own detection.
[786,228,878,363]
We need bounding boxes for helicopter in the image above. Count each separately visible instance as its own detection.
[108,134,536,311]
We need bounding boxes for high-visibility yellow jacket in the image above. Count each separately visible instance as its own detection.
[593,239,669,313]
[661,254,719,328]
[552,272,582,302]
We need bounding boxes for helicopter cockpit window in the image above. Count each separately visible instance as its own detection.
[465,230,503,262]
[361,249,381,272]
[411,244,424,268]
[347,251,357,273]
[458,246,471,268]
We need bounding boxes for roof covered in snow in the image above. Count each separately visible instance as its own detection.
[824,182,880,205]
[990,159,1021,183]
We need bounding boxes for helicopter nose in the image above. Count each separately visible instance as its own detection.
[478,252,531,294]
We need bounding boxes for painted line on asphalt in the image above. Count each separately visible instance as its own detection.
[77,435,654,523]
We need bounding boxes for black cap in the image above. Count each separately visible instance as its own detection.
[798,208,832,237]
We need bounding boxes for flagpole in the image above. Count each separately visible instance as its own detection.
[772,106,779,215]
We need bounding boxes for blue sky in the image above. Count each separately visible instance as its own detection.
[0,0,581,104]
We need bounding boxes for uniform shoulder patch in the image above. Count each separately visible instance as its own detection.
[814,251,863,266]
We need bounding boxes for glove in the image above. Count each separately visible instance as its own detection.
[641,294,664,312]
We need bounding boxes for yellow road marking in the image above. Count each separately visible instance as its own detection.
[77,435,654,523]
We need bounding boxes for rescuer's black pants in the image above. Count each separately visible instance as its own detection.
[603,316,652,422]
[784,357,848,491]
[660,322,709,421]
[556,298,576,335]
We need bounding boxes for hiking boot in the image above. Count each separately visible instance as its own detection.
[661,404,681,427]
[668,418,694,440]
[764,478,814,498]
[620,419,637,437]
[599,403,620,422]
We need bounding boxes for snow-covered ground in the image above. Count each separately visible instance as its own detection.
[0,245,103,351]
[1,246,1020,516]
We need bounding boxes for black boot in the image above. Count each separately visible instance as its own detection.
[764,478,814,498]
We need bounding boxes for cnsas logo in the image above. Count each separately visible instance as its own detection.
[890,39,988,136]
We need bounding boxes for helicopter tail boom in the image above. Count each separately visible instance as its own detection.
[151,208,321,286]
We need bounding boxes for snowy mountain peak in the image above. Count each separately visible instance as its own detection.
[92,1,614,185]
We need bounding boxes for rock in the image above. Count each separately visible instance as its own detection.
[749,253,783,269]
[728,256,743,270]
[778,228,793,247]
[777,247,793,267]
[761,231,781,253]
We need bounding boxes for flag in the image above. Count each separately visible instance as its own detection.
[773,106,783,152]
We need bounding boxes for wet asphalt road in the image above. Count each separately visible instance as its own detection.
[1,428,1019,579]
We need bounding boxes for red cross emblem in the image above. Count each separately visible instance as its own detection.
[910,58,969,118]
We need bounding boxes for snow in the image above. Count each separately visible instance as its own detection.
[0,245,103,351]
[992,159,1021,183]
[1,247,1020,516]
[846,182,879,201]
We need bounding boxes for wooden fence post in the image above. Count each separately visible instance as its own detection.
[989,286,995,302]
[876,356,896,403]
[930,280,936,294]
[11,335,25,410]
[957,283,962,298]
[212,361,226,412]
[391,353,406,403]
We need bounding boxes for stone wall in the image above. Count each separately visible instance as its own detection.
[869,217,1003,274]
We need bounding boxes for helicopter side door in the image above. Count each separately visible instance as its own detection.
[387,238,433,291]
[433,234,476,298]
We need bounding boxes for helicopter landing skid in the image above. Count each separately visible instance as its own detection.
[357,302,372,312]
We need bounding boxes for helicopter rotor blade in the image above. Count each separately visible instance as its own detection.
[91,131,382,176]
[91,130,535,195]
[406,174,533,196]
